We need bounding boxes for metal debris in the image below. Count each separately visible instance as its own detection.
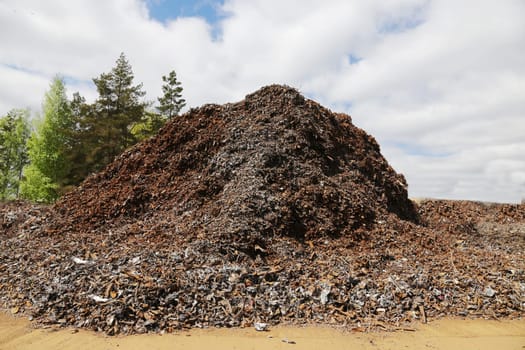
[89,295,111,303]
[0,86,523,335]
[72,257,93,265]
[282,338,296,344]
[484,287,496,298]
[254,322,269,331]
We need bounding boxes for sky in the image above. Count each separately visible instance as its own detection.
[0,0,524,203]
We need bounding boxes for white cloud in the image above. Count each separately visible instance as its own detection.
[0,64,49,114]
[383,142,525,203]
[0,0,523,202]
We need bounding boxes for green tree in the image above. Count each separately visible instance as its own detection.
[18,165,57,202]
[65,92,93,186]
[21,76,74,202]
[130,110,167,140]
[85,52,147,171]
[0,109,30,199]
[157,70,186,119]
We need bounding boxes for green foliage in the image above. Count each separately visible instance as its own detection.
[157,70,186,119]
[9,54,187,203]
[0,109,30,199]
[19,164,57,203]
[83,52,147,172]
[65,92,93,186]
[133,69,186,140]
[21,76,74,202]
[131,111,167,141]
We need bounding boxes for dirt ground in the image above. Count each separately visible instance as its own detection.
[1,312,523,350]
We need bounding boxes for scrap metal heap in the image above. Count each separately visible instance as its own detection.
[0,85,523,334]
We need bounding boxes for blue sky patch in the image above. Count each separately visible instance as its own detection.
[3,63,43,76]
[63,75,93,88]
[3,64,92,87]
[146,0,224,25]
[378,16,424,34]
[378,3,428,34]
[348,54,362,65]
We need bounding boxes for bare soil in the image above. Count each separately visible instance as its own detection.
[1,312,524,350]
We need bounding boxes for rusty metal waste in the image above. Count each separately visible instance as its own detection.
[0,85,523,334]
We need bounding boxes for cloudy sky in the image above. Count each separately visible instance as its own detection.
[1,0,524,203]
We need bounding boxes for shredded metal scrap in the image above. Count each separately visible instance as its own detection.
[0,86,523,334]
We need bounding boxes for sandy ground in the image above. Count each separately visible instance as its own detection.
[0,313,524,350]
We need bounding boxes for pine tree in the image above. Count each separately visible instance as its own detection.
[0,109,30,200]
[21,76,74,202]
[157,70,186,119]
[66,92,92,186]
[86,53,147,171]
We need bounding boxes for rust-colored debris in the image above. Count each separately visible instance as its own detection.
[0,85,523,335]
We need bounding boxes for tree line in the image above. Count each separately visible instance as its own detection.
[0,53,186,202]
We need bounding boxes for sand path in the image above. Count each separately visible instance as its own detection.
[1,313,524,350]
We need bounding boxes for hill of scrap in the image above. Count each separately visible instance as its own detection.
[0,85,523,334]
[50,85,417,248]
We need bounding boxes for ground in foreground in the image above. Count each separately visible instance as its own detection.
[1,312,524,350]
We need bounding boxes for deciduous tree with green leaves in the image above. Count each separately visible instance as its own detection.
[0,109,30,200]
[21,76,74,202]
[130,110,167,141]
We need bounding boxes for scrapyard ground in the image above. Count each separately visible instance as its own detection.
[0,86,523,336]
[1,311,524,350]
[1,198,523,337]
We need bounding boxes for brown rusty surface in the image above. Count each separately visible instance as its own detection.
[0,85,523,334]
